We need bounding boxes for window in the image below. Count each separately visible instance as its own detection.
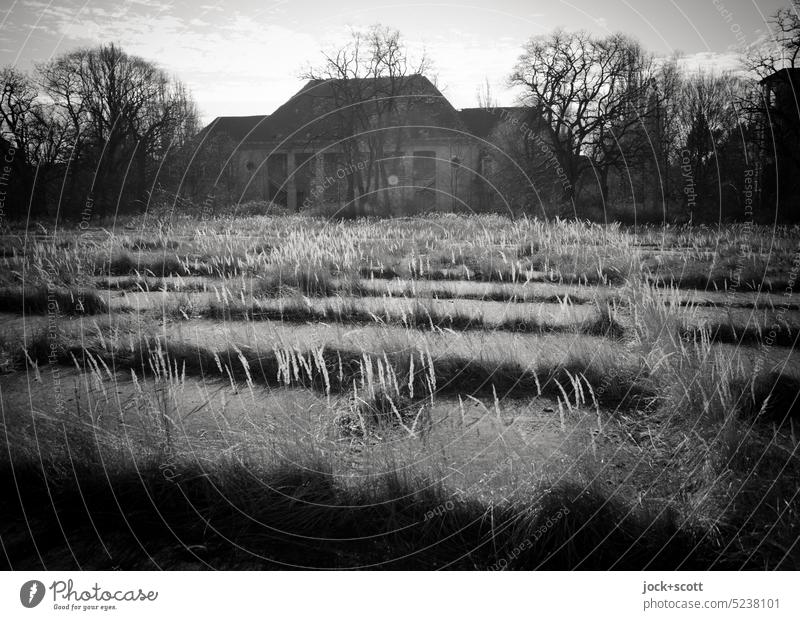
[322,152,345,203]
[480,155,493,177]
[267,154,287,205]
[413,150,436,210]
[383,152,406,187]
[294,152,316,210]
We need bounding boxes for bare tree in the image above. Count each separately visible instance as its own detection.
[0,67,74,217]
[476,78,496,109]
[302,25,430,211]
[0,67,39,216]
[745,0,800,78]
[511,29,661,208]
[676,71,748,222]
[38,43,197,218]
[649,55,684,207]
[171,131,242,210]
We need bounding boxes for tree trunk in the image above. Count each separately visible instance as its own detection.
[598,166,610,207]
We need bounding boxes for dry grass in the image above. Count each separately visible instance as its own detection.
[0,285,107,315]
[1,214,799,569]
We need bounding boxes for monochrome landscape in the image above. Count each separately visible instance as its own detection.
[0,0,799,570]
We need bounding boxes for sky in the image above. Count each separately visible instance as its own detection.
[0,0,792,125]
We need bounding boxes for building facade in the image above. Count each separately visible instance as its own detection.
[200,76,528,214]
[758,68,800,218]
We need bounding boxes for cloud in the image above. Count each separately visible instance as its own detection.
[679,51,745,75]
[16,0,747,124]
[18,1,320,121]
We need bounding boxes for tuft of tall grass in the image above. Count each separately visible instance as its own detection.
[106,250,189,277]
[0,285,107,315]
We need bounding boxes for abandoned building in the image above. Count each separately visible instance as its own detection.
[199,75,535,214]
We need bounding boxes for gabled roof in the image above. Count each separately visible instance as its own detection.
[203,74,469,146]
[458,107,538,140]
[199,115,272,144]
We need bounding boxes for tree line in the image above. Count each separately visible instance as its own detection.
[1,1,798,224]
[0,43,197,223]
[488,1,800,222]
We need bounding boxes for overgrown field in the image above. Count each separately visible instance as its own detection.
[1,214,799,569]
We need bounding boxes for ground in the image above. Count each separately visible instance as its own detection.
[0,214,798,569]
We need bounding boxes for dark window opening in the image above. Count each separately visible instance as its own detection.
[413,151,436,210]
[294,152,315,211]
[267,153,287,205]
[322,153,345,203]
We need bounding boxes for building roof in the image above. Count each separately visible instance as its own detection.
[760,67,800,85]
[203,75,471,147]
[200,115,272,143]
[458,107,529,139]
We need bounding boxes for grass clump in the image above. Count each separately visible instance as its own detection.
[0,285,107,315]
[123,237,180,251]
[339,391,431,439]
[105,250,189,277]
